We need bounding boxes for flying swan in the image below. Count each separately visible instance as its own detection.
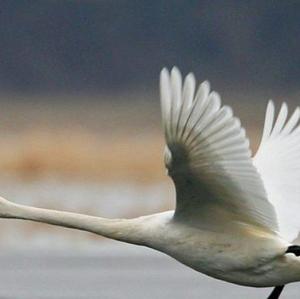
[0,67,300,299]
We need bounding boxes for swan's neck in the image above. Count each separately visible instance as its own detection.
[2,200,147,246]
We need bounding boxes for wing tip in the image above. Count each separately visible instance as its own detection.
[160,68,171,95]
[185,72,196,83]
[259,99,275,144]
[201,80,210,92]
[268,99,274,107]
[171,66,181,79]
[281,101,288,113]
[160,67,169,78]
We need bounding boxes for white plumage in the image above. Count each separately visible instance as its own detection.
[0,67,299,298]
[160,67,278,233]
[254,101,300,242]
[158,68,300,297]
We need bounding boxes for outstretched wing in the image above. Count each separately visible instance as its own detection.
[254,101,300,242]
[160,67,278,233]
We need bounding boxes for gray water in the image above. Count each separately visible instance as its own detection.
[0,178,298,298]
[0,245,299,299]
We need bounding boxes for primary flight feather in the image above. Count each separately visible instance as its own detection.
[254,101,300,242]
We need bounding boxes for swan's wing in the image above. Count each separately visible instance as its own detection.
[160,67,278,232]
[254,101,300,242]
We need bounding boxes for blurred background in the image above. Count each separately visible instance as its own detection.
[0,1,299,298]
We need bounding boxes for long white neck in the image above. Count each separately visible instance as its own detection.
[0,197,147,246]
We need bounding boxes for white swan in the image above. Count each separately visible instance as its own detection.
[0,67,299,299]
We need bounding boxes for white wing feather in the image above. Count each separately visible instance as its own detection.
[254,101,300,242]
[160,67,278,233]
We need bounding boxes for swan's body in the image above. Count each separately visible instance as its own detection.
[0,203,298,288]
[0,67,300,298]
